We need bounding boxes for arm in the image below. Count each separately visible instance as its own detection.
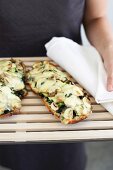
[83,0,113,91]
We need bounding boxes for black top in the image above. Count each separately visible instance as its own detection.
[0,0,85,57]
[0,1,86,170]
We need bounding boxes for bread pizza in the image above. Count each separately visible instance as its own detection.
[0,59,27,117]
[27,61,92,124]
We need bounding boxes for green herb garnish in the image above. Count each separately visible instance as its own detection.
[56,102,66,113]
[39,93,45,98]
[46,97,54,104]
[57,102,65,107]
[79,96,84,99]
[53,69,57,73]
[4,109,10,114]
[41,82,45,85]
[65,93,72,97]
[35,82,37,87]
[73,110,77,117]
[14,90,25,98]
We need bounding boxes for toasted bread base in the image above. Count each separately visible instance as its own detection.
[0,108,20,118]
[42,97,91,124]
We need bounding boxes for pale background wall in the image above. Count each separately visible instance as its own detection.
[107,0,113,28]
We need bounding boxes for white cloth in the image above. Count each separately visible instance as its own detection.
[45,37,113,115]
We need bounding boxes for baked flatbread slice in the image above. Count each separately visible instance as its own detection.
[0,59,27,117]
[27,61,92,124]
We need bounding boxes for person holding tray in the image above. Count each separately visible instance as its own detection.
[0,0,113,170]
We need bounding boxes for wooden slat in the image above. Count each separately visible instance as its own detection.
[87,112,113,120]
[0,121,113,132]
[92,105,106,112]
[0,114,57,123]
[24,61,38,67]
[0,112,112,123]
[0,130,113,142]
[22,98,43,106]
[20,106,49,114]
[25,91,37,98]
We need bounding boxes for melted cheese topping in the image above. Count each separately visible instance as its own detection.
[63,108,73,120]
[0,86,21,114]
[37,79,56,93]
[0,60,25,91]
[63,84,84,96]
[64,95,83,109]
[0,60,24,75]
[5,75,25,91]
[29,61,68,82]
[0,59,26,115]
[28,61,92,124]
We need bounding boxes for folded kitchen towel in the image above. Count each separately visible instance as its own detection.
[45,37,113,115]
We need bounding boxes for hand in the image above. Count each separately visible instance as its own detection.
[102,44,113,91]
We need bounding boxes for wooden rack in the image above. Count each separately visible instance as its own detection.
[0,57,113,143]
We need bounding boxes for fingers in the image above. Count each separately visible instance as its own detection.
[104,61,113,91]
[102,46,113,92]
[107,75,113,91]
[107,66,113,91]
